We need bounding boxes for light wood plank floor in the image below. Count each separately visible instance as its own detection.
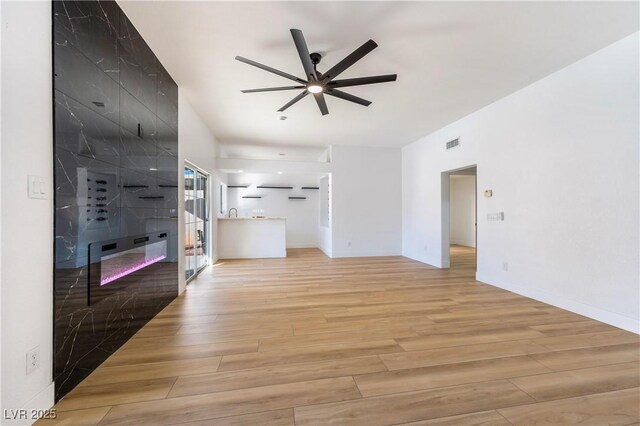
[41,246,640,425]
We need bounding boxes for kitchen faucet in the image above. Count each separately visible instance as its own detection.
[228,208,238,218]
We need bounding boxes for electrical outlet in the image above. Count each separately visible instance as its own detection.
[26,346,40,374]
[347,241,352,247]
[502,262,509,272]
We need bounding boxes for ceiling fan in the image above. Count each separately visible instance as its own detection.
[235,29,397,116]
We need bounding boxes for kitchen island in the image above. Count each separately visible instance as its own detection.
[217,217,286,259]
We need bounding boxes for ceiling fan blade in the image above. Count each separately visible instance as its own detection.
[328,74,397,88]
[277,91,309,112]
[241,86,305,93]
[326,89,371,107]
[235,56,306,84]
[313,92,329,115]
[290,29,318,81]
[322,39,378,82]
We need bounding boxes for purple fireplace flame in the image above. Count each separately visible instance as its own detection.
[99,240,167,286]
[100,255,166,285]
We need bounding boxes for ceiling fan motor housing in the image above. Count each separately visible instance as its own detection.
[310,52,322,66]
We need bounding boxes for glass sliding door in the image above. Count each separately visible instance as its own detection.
[184,164,210,282]
[184,167,196,280]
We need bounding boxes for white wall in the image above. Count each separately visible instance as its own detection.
[450,176,476,248]
[1,1,55,422]
[217,147,402,258]
[226,173,321,249]
[403,33,639,333]
[331,146,402,257]
[216,157,330,175]
[178,91,219,292]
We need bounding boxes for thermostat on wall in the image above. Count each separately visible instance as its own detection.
[484,190,493,198]
[487,212,504,221]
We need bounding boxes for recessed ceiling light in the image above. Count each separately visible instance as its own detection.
[149,168,158,171]
[277,171,283,175]
[238,170,244,173]
[307,84,323,94]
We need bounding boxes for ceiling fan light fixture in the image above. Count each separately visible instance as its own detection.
[307,84,323,94]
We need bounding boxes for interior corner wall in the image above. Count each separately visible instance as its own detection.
[178,91,219,293]
[330,145,402,257]
[450,176,476,248]
[1,0,55,421]
[402,33,640,333]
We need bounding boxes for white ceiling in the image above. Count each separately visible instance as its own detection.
[120,1,638,149]
[218,143,328,162]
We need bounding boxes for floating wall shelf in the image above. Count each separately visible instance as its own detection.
[257,185,293,189]
[288,196,307,200]
[242,196,262,199]
[228,185,250,188]
[301,186,319,190]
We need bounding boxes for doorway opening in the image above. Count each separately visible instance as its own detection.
[185,163,210,282]
[441,165,477,272]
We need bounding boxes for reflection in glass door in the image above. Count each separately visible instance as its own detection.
[184,165,209,281]
[195,171,208,270]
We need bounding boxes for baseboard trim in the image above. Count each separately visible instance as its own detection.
[318,245,332,258]
[476,272,640,334]
[403,252,444,268]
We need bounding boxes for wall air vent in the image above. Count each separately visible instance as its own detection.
[446,138,460,150]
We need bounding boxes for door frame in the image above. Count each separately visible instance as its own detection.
[184,161,211,283]
[441,164,477,270]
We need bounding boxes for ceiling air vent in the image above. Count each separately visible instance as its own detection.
[446,138,460,150]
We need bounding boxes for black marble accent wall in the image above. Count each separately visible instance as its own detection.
[53,0,179,400]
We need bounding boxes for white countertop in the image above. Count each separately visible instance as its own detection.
[218,217,286,220]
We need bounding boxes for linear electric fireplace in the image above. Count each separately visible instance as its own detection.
[88,232,168,305]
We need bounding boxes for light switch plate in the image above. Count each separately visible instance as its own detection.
[28,175,47,199]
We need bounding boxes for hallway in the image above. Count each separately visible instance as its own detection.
[43,248,639,425]
[449,244,476,271]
